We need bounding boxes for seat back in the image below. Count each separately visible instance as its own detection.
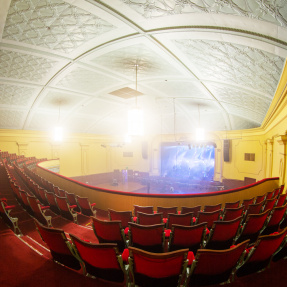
[157,206,178,218]
[237,228,287,277]
[134,205,154,217]
[55,195,77,222]
[255,194,266,204]
[27,195,51,226]
[137,212,163,225]
[92,217,126,252]
[262,204,287,235]
[166,212,193,229]
[128,222,165,253]
[181,206,201,217]
[188,240,250,286]
[222,206,244,221]
[276,193,287,207]
[241,197,255,211]
[69,234,126,283]
[203,203,222,212]
[129,246,188,287]
[236,209,270,244]
[19,190,32,213]
[108,209,133,228]
[45,191,60,214]
[262,197,277,213]
[66,192,80,212]
[196,210,221,229]
[0,201,21,234]
[37,186,49,205]
[34,219,81,270]
[224,201,240,209]
[245,201,264,216]
[205,217,242,250]
[265,190,275,200]
[169,223,207,253]
[76,195,95,216]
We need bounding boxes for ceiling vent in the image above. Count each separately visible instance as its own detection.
[109,87,143,99]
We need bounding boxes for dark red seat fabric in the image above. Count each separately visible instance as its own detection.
[203,203,222,212]
[108,209,133,236]
[276,193,287,207]
[45,191,61,214]
[157,206,178,224]
[133,205,154,222]
[196,210,222,229]
[27,195,52,227]
[34,219,81,270]
[237,228,287,277]
[204,217,243,250]
[137,212,163,226]
[221,206,244,221]
[168,223,207,254]
[128,246,189,287]
[241,197,255,212]
[76,195,96,216]
[165,212,193,238]
[92,217,127,252]
[262,197,277,213]
[128,222,165,253]
[69,234,128,284]
[224,201,240,209]
[0,200,21,234]
[235,210,271,244]
[188,240,250,286]
[254,194,267,204]
[66,192,80,212]
[261,203,287,234]
[244,201,264,218]
[55,195,78,223]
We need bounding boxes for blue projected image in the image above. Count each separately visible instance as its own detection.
[161,144,215,181]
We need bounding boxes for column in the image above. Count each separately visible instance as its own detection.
[265,139,274,178]
[17,142,29,156]
[278,134,287,186]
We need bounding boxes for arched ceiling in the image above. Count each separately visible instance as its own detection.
[0,0,287,138]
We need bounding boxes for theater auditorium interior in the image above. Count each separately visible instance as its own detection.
[1,0,287,286]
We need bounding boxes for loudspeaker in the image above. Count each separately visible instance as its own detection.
[224,140,230,162]
[142,141,148,159]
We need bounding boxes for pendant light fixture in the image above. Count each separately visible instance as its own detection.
[196,104,205,141]
[54,101,63,142]
[128,64,143,136]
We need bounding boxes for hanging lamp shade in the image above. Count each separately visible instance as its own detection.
[128,64,143,136]
[128,107,143,136]
[54,126,63,142]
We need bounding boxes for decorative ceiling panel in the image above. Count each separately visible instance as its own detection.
[78,99,123,116]
[38,90,87,111]
[0,49,58,83]
[3,0,116,53]
[0,109,26,129]
[207,83,270,116]
[91,43,181,79]
[55,66,122,94]
[174,39,285,95]
[0,83,38,107]
[148,80,213,100]
[230,114,260,130]
[120,0,287,28]
[0,0,286,136]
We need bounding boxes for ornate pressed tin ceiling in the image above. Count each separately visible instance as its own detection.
[0,0,286,137]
